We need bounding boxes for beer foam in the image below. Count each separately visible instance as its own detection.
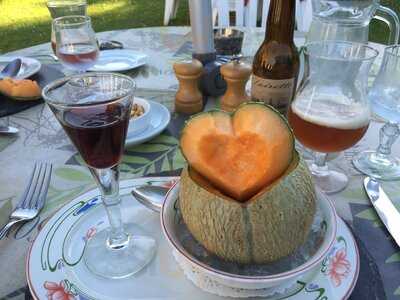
[291,94,370,130]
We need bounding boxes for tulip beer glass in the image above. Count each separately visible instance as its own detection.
[288,41,378,193]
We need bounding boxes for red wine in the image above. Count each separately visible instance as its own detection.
[57,43,98,71]
[59,104,130,169]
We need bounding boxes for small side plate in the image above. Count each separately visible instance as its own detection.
[0,56,41,79]
[125,100,171,147]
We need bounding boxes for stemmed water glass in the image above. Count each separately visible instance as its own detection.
[53,15,99,73]
[353,45,400,180]
[47,0,87,54]
[42,73,156,279]
[288,41,378,194]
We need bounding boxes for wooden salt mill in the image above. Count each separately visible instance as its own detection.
[220,59,252,112]
[173,59,204,114]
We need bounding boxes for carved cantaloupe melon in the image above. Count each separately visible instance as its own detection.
[179,102,316,264]
[180,153,316,264]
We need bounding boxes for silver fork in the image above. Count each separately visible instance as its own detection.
[0,162,52,240]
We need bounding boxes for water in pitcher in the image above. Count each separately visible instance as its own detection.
[306,19,369,43]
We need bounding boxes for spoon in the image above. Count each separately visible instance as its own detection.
[0,126,19,134]
[131,185,170,212]
[0,58,22,79]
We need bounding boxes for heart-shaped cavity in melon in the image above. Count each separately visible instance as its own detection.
[180,102,294,201]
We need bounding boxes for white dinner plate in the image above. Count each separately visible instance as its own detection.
[125,100,171,147]
[89,49,147,72]
[26,178,359,300]
[0,56,41,79]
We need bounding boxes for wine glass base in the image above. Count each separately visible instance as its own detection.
[352,150,400,180]
[310,165,349,194]
[84,223,156,279]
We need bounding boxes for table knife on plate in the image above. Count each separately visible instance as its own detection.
[364,177,400,247]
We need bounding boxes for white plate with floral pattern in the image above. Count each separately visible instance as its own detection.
[26,177,359,300]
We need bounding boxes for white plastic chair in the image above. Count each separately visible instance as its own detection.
[212,0,312,33]
[296,0,313,32]
[212,0,256,27]
[164,0,180,26]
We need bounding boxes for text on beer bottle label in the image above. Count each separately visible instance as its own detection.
[251,75,295,113]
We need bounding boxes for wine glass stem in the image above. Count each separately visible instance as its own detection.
[376,122,400,157]
[90,165,130,249]
[311,152,329,176]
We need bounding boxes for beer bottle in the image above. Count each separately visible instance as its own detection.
[251,0,299,116]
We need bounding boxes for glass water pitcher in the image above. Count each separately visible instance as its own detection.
[306,0,400,44]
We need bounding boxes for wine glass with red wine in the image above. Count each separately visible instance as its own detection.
[42,73,156,279]
[53,15,99,72]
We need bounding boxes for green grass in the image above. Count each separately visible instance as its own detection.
[1,0,400,53]
[0,0,190,53]
[369,0,400,44]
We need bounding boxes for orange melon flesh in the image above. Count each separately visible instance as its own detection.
[180,103,294,201]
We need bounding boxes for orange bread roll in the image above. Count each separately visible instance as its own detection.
[0,77,41,100]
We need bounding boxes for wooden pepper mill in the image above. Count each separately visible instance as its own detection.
[173,59,204,114]
[220,59,252,112]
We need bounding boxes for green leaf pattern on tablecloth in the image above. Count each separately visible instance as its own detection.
[54,167,92,182]
[68,132,186,177]
[340,187,368,204]
[386,252,400,263]
[355,207,383,227]
[0,135,17,152]
[394,286,400,295]
[0,197,13,227]
[41,167,95,215]
[120,133,186,175]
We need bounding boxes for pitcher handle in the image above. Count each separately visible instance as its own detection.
[374,5,400,44]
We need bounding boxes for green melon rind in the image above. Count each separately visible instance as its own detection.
[179,102,295,163]
[179,152,316,264]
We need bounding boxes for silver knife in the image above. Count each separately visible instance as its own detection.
[0,126,19,134]
[364,177,400,247]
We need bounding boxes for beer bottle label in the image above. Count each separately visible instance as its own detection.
[251,75,295,114]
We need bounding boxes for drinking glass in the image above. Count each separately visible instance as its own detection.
[353,45,400,180]
[47,0,87,54]
[53,15,99,73]
[288,41,378,194]
[42,73,156,279]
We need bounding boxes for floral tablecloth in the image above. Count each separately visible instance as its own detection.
[0,27,398,300]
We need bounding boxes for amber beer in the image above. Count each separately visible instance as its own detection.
[251,0,299,115]
[288,105,370,153]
